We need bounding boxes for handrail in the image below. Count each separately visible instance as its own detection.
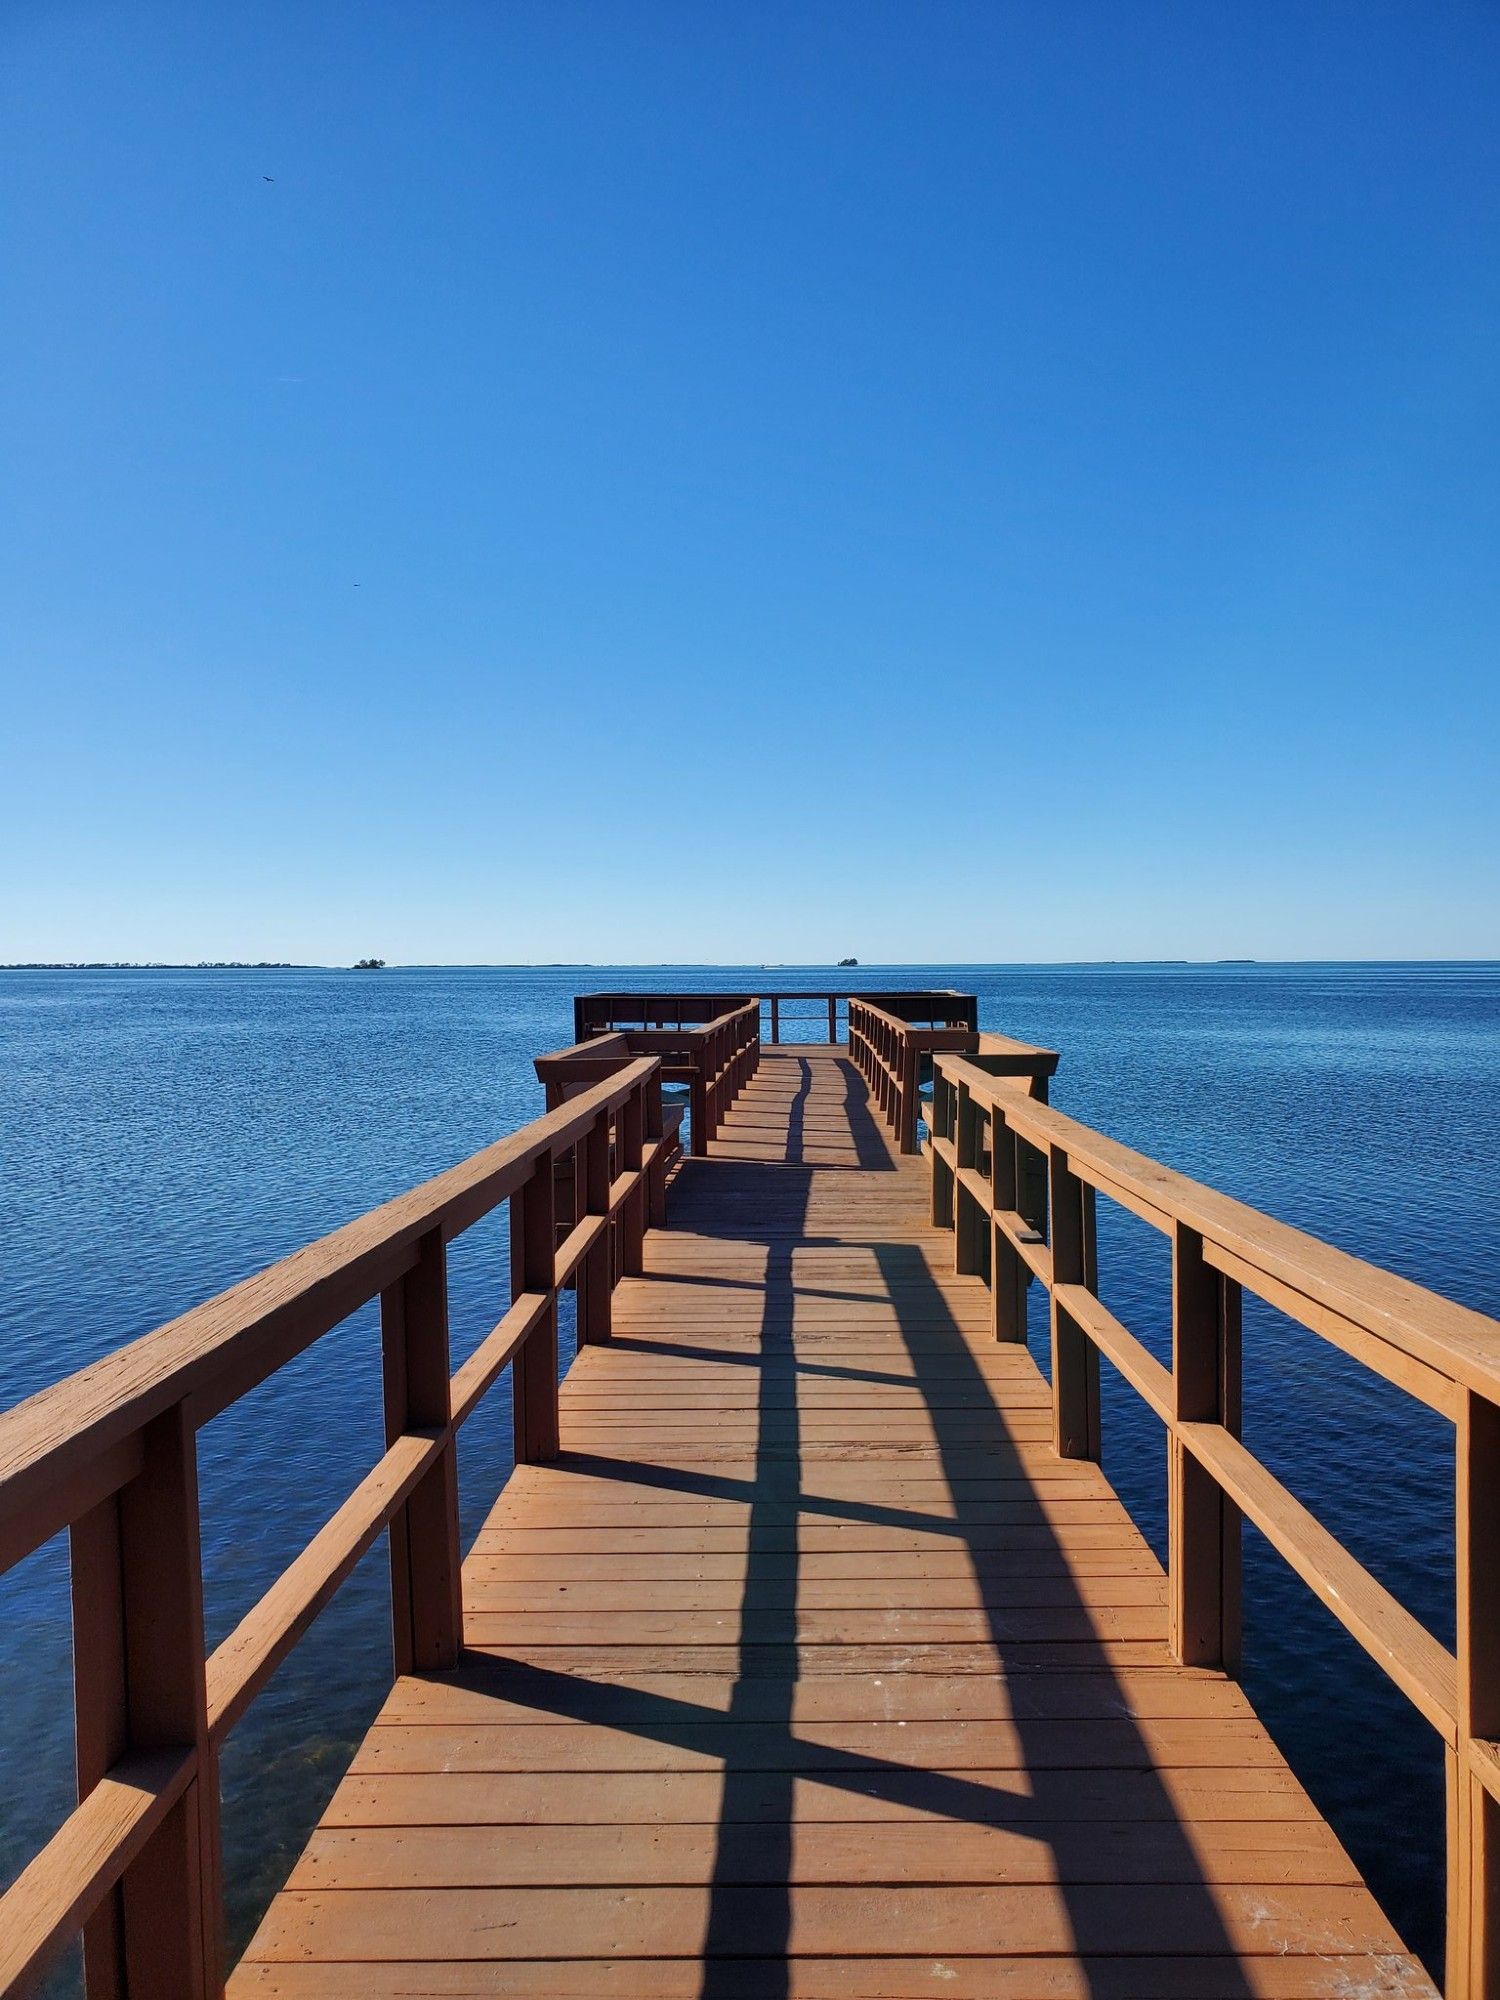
[557,1001,760,1154]
[0,1055,669,2000]
[849,1000,1056,1154]
[574,987,975,1048]
[929,1048,1500,1999]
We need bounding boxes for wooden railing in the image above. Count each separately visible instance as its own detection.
[927,1051,1500,2000]
[849,1000,1056,1154]
[574,986,976,1049]
[568,1001,760,1155]
[0,1058,670,2000]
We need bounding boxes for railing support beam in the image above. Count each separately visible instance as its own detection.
[1453,1388,1500,1999]
[1047,1147,1100,1461]
[70,1409,217,2000]
[512,1151,560,1463]
[1168,1225,1242,1671]
[381,1229,462,1676]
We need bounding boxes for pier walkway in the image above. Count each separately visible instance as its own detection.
[232,1045,1433,1998]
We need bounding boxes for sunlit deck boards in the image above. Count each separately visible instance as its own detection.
[232,1046,1435,1999]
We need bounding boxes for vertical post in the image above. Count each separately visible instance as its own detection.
[990,1107,1027,1344]
[690,1058,710,1157]
[620,1082,645,1275]
[899,1039,920,1153]
[770,996,779,1045]
[511,1151,560,1462]
[644,1069,668,1225]
[929,1066,955,1231]
[579,1108,613,1345]
[381,1229,462,1675]
[70,1409,218,2000]
[1168,1224,1242,1670]
[828,995,837,1042]
[1453,1388,1500,1999]
[1047,1146,1101,1461]
[954,1083,985,1275]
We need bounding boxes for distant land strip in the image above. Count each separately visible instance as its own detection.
[1,961,304,971]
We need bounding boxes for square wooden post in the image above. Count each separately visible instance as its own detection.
[898,1040,920,1154]
[1452,1387,1500,1999]
[1047,1146,1100,1461]
[954,1083,985,1276]
[620,1084,646,1276]
[511,1152,560,1462]
[990,1107,1027,1344]
[579,1108,613,1346]
[70,1406,218,2000]
[1168,1224,1242,1670]
[381,1229,462,1675]
[929,1069,955,1232]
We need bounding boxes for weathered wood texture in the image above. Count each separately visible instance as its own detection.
[232,1046,1437,2000]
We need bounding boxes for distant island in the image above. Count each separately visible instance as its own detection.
[837,956,859,967]
[353,957,387,970]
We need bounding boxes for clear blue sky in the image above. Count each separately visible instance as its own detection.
[2,3,1496,964]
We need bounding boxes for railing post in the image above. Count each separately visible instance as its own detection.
[929,1065,955,1230]
[898,1038,919,1154]
[579,1108,613,1345]
[954,1083,985,1275]
[1168,1224,1242,1670]
[689,1059,710,1157]
[511,1150,560,1462]
[70,1407,218,2000]
[1453,1388,1500,1999]
[828,995,837,1042]
[620,1083,646,1275]
[989,1105,1027,1344]
[1047,1146,1100,1461]
[770,997,779,1045]
[644,1070,668,1226]
[381,1228,462,1675]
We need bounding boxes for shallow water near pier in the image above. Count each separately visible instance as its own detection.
[1,961,1495,1982]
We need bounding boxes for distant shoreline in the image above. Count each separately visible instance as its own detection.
[1,961,306,971]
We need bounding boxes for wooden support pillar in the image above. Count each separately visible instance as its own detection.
[70,1408,217,2000]
[770,997,779,1044]
[955,1083,984,1276]
[690,1065,709,1156]
[1168,1224,1242,1670]
[644,1072,667,1227]
[381,1229,462,1675]
[579,1109,612,1345]
[828,995,837,1042]
[511,1151,559,1463]
[898,1040,919,1154]
[620,1084,645,1275]
[990,1108,1027,1344]
[929,1071,955,1231]
[1452,1388,1500,1999]
[1047,1146,1100,1462]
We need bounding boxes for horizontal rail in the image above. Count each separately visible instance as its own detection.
[205,1428,444,1742]
[1177,1419,1458,1739]
[0,1750,195,1998]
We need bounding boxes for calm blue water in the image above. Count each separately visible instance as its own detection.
[1,963,1495,1981]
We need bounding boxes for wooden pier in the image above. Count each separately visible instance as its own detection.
[1,994,1496,1999]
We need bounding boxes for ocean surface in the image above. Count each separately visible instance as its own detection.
[1,962,1495,1982]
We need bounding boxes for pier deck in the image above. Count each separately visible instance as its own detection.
[232,1046,1433,1998]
